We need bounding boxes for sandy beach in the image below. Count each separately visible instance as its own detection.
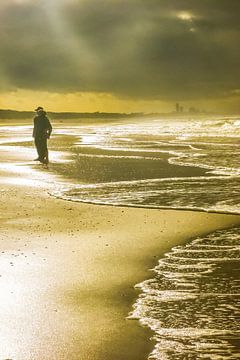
[1,1,239,357]
[0,120,239,359]
[1,177,240,360]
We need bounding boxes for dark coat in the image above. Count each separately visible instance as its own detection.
[33,111,52,138]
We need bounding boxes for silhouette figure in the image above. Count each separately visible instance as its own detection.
[32,106,52,164]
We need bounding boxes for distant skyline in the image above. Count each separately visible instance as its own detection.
[0,0,239,114]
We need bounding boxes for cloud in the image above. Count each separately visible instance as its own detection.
[0,0,239,101]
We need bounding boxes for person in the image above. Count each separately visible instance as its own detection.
[32,106,52,164]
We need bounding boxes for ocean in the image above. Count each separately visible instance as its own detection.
[53,116,240,214]
[51,116,240,359]
[1,115,240,359]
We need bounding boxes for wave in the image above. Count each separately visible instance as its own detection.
[129,228,240,359]
[45,116,240,215]
[51,175,240,215]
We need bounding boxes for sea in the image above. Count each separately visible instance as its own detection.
[1,115,240,359]
[52,116,240,359]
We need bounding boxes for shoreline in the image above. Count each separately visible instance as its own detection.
[1,125,240,359]
[1,182,240,359]
[51,194,240,216]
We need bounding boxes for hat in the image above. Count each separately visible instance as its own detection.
[35,106,44,111]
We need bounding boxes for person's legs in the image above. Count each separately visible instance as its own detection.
[35,137,48,163]
[34,137,42,160]
[45,148,49,164]
[41,137,49,164]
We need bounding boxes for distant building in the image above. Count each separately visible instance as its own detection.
[176,103,185,113]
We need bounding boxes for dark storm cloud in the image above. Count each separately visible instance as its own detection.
[0,0,239,100]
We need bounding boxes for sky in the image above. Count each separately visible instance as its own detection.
[0,0,239,113]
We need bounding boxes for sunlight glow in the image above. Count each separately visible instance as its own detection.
[41,0,95,76]
[177,11,194,21]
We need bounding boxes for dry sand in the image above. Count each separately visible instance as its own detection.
[1,180,240,360]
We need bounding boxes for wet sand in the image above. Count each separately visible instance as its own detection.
[1,123,240,359]
[1,181,240,360]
